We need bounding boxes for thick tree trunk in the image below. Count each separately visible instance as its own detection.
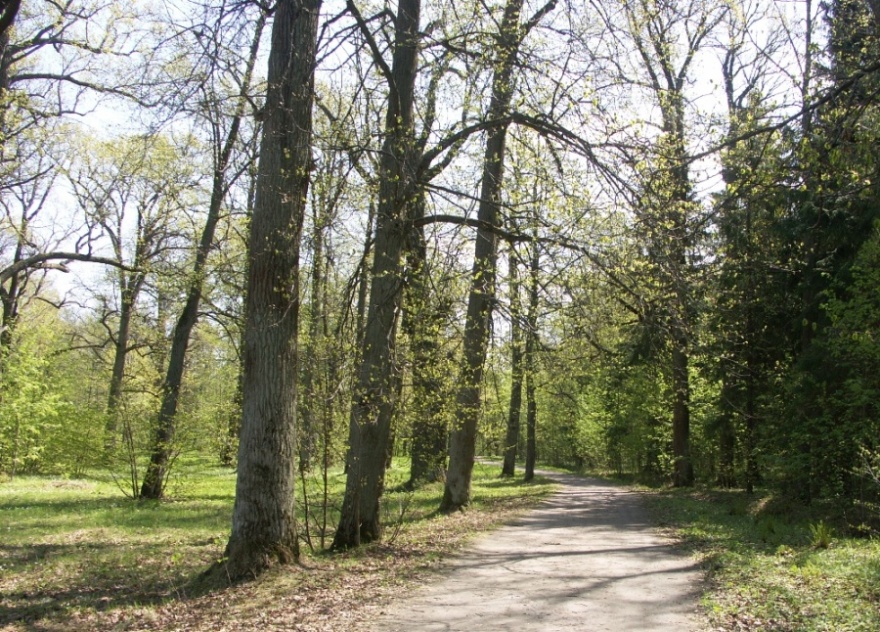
[441,0,528,513]
[221,0,320,580]
[501,254,523,478]
[333,0,421,549]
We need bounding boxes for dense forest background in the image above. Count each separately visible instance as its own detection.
[2,0,880,569]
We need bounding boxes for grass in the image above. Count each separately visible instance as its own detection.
[643,485,880,631]
[0,458,556,631]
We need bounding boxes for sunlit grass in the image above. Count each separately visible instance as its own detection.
[0,458,556,631]
[645,487,880,631]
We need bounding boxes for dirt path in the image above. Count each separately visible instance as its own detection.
[367,472,702,631]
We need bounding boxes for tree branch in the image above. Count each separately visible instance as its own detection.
[1,252,136,285]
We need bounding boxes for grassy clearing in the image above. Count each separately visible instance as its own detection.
[643,486,880,631]
[0,460,556,631]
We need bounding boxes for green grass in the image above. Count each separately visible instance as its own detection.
[644,487,880,631]
[0,458,556,631]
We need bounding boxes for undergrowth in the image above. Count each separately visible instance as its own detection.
[644,486,880,631]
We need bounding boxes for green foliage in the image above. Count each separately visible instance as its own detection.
[0,306,89,477]
[809,520,834,549]
[0,339,64,476]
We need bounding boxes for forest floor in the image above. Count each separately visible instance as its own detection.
[359,470,702,632]
[0,461,561,631]
[7,462,880,630]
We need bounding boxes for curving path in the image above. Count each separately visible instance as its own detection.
[368,472,702,631]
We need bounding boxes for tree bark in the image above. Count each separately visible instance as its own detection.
[104,271,144,452]
[299,201,326,473]
[0,207,27,355]
[670,335,693,486]
[333,0,421,549]
[221,0,320,580]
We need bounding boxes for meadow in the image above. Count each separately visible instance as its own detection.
[0,460,556,631]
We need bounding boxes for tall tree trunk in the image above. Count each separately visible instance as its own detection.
[670,332,693,486]
[221,0,320,580]
[299,201,326,473]
[523,237,539,481]
[405,194,449,487]
[501,251,523,478]
[441,0,529,512]
[140,13,266,500]
[717,377,737,488]
[354,202,375,349]
[333,0,422,549]
[0,206,26,359]
[0,210,28,354]
[104,279,140,452]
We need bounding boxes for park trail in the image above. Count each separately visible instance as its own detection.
[366,471,703,632]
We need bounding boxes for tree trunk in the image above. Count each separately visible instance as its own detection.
[717,377,737,488]
[139,13,266,500]
[104,280,138,452]
[405,196,449,486]
[333,0,421,549]
[299,202,326,473]
[221,0,320,580]
[501,252,523,478]
[524,238,539,481]
[0,205,26,359]
[670,335,693,486]
[441,0,529,513]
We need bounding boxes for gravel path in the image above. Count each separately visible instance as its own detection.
[369,472,702,631]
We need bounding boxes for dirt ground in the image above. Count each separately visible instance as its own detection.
[363,472,703,631]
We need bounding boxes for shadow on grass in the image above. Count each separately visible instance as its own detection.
[0,539,225,628]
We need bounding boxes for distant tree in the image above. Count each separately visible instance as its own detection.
[441,0,557,513]
[501,248,523,478]
[140,3,267,500]
[66,134,197,453]
[334,0,423,548]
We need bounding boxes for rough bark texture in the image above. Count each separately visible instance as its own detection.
[333,0,421,549]
[222,0,320,580]
[140,14,265,500]
[441,0,526,513]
